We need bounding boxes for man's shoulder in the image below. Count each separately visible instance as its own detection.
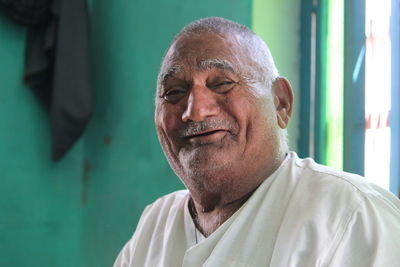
[267,153,400,266]
[142,189,190,218]
[153,189,190,205]
[114,190,190,266]
[289,152,398,205]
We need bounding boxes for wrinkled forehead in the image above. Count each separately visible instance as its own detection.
[159,32,249,81]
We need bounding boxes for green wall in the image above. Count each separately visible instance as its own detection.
[0,10,84,266]
[0,1,252,266]
[252,0,300,150]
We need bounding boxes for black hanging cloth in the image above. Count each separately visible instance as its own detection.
[1,0,92,161]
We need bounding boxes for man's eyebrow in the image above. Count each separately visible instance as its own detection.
[160,65,182,84]
[197,59,235,73]
[160,59,236,85]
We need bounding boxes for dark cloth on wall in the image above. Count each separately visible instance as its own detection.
[0,0,52,26]
[1,0,92,161]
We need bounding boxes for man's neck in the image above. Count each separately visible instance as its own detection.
[188,188,256,237]
[187,151,288,236]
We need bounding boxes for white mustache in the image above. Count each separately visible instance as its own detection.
[178,119,237,137]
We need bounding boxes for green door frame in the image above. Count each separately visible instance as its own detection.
[299,0,328,164]
[343,0,365,176]
[300,0,365,175]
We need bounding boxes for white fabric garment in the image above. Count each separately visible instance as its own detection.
[114,152,400,267]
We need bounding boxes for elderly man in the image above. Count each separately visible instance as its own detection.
[115,17,400,266]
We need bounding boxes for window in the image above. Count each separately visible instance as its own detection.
[364,0,392,189]
[300,0,399,196]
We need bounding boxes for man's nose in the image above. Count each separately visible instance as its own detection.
[181,86,220,122]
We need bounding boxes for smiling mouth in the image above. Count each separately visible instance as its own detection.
[186,129,226,139]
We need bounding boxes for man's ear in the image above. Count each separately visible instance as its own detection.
[272,77,293,129]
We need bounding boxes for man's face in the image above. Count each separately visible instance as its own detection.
[155,32,285,193]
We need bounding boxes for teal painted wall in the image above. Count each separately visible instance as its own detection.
[0,1,252,266]
[0,10,84,267]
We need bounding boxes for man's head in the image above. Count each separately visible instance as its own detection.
[154,17,293,206]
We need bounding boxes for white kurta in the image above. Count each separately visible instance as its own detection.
[114,152,400,267]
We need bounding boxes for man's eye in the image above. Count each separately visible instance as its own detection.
[210,81,235,93]
[217,81,233,86]
[163,89,186,103]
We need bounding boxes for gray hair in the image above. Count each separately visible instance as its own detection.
[158,17,279,92]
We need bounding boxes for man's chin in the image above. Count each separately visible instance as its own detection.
[179,149,233,173]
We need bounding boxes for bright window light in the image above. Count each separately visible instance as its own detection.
[364,0,392,189]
